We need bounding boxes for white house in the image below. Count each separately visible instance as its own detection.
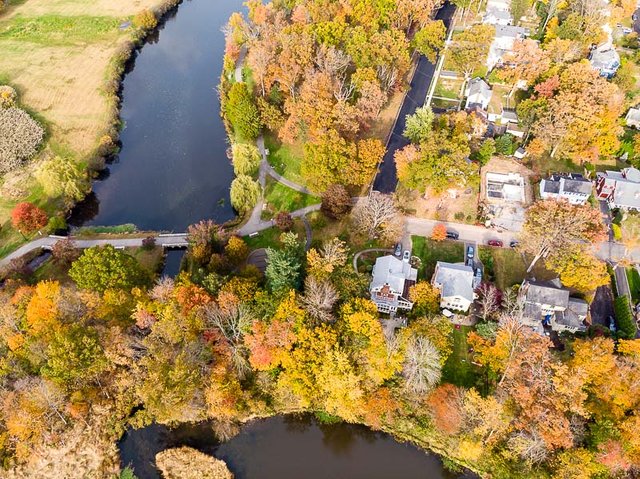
[431,262,475,313]
[589,43,620,78]
[465,78,493,110]
[519,279,588,333]
[487,25,528,70]
[483,7,512,25]
[596,167,640,211]
[486,172,526,202]
[370,255,417,314]
[540,173,593,205]
[626,108,640,129]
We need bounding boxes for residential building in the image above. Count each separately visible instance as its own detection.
[432,262,475,312]
[486,25,528,70]
[596,167,640,211]
[539,173,593,205]
[370,255,417,313]
[483,7,512,25]
[589,43,620,78]
[626,107,640,128]
[518,279,588,333]
[485,172,526,203]
[465,78,493,110]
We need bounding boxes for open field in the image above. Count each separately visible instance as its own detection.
[262,177,320,220]
[0,0,170,255]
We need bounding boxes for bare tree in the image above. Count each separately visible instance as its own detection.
[315,45,351,78]
[402,336,442,394]
[150,276,175,303]
[300,277,338,323]
[201,299,253,378]
[507,430,549,464]
[351,192,400,239]
[475,282,503,321]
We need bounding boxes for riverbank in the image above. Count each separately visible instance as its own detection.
[0,0,183,257]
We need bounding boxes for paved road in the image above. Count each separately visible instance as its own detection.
[372,1,457,193]
[615,265,631,300]
[0,234,188,268]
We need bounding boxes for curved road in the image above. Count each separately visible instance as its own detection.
[372,1,457,193]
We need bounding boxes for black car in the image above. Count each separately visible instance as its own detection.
[509,240,519,248]
[446,231,459,240]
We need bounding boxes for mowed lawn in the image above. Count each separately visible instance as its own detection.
[262,177,320,219]
[442,325,480,388]
[411,236,465,280]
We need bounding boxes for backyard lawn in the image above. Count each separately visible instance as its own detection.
[479,246,557,290]
[411,236,464,280]
[262,177,320,220]
[626,267,640,302]
[442,325,480,388]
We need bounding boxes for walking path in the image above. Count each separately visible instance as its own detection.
[352,248,393,272]
[0,234,188,268]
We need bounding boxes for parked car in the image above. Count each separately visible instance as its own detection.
[466,245,475,259]
[487,239,503,247]
[394,243,402,257]
[403,250,411,261]
[623,27,633,34]
[509,240,519,248]
[446,231,459,240]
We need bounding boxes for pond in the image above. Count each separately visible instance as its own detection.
[119,415,477,479]
[70,0,243,231]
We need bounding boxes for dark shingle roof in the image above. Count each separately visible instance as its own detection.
[542,179,561,194]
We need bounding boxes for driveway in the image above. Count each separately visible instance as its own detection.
[406,217,519,248]
[372,1,457,193]
[590,284,615,327]
[614,264,631,301]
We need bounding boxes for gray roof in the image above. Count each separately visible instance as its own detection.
[611,179,640,209]
[466,78,492,108]
[589,45,620,72]
[542,179,561,194]
[371,255,417,294]
[556,298,588,331]
[495,24,527,39]
[626,108,640,125]
[563,178,592,195]
[523,280,570,308]
[433,262,475,302]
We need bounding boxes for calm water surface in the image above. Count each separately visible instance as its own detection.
[72,0,243,231]
[119,415,476,479]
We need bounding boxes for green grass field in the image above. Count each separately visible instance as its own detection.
[264,132,306,186]
[262,177,319,219]
[411,236,464,280]
[442,325,480,388]
[626,267,640,302]
[479,246,557,290]
[0,15,121,45]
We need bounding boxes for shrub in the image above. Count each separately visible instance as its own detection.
[613,295,637,339]
[0,85,17,109]
[274,211,294,231]
[69,245,147,293]
[52,238,80,265]
[471,138,495,165]
[133,9,157,31]
[11,202,48,234]
[230,174,261,214]
[231,142,261,176]
[35,156,90,202]
[0,107,44,174]
[142,236,156,250]
[612,223,622,241]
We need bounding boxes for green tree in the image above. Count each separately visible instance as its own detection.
[230,174,261,214]
[42,325,108,389]
[413,20,446,62]
[614,296,637,339]
[231,142,261,176]
[266,232,303,291]
[224,82,262,140]
[471,138,495,165]
[403,106,434,144]
[494,134,516,155]
[35,156,90,202]
[69,245,147,293]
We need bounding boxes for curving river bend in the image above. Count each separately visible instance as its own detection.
[78,0,474,476]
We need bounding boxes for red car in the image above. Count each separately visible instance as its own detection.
[487,239,503,247]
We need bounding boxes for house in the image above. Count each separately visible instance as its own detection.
[483,7,512,25]
[518,279,588,333]
[370,255,417,313]
[540,173,593,205]
[485,172,526,202]
[465,78,493,110]
[596,167,640,211]
[432,262,475,312]
[626,107,640,129]
[589,43,620,78]
[487,25,528,70]
[506,122,525,138]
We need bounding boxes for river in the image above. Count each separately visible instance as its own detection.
[119,415,476,479]
[70,0,242,231]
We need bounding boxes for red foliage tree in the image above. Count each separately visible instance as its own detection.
[11,202,48,234]
[431,223,447,241]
